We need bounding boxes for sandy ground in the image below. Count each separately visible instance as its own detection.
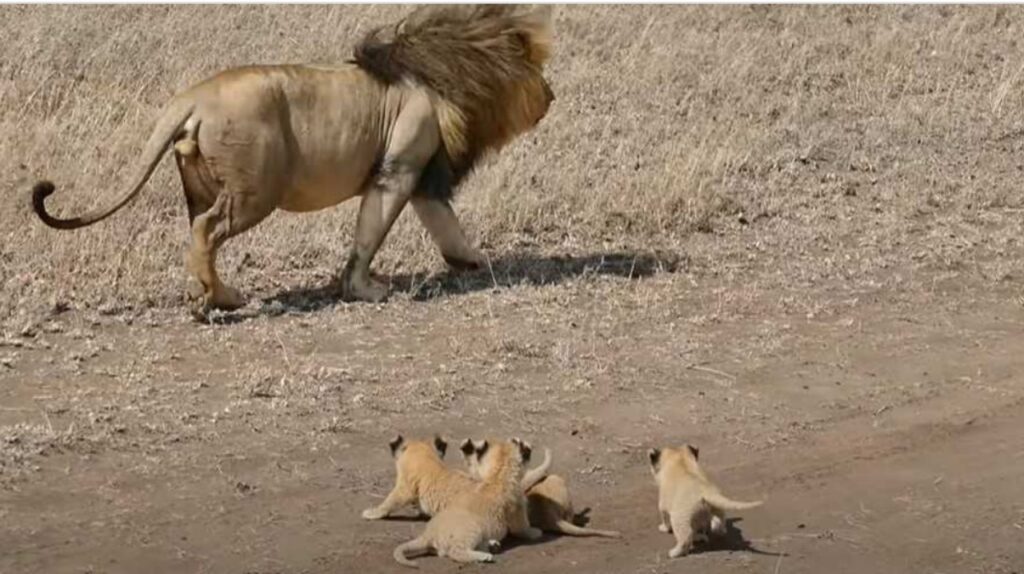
[3,272,1023,574]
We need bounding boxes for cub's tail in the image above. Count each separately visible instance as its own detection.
[704,492,764,511]
[393,535,432,568]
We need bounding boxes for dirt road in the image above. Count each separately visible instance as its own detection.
[3,274,1022,574]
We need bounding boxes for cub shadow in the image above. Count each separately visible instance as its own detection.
[366,514,428,523]
[495,506,617,553]
[245,250,682,319]
[694,517,785,557]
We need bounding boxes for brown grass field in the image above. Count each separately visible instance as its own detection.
[2,5,1024,573]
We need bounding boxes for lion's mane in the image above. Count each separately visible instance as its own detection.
[353,5,555,194]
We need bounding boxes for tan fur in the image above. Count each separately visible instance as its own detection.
[520,446,552,492]
[526,474,622,538]
[362,435,476,520]
[467,445,620,538]
[31,5,555,318]
[363,435,553,521]
[353,4,555,182]
[466,440,552,493]
[649,445,763,558]
[393,438,542,568]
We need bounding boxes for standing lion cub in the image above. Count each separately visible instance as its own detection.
[648,444,763,558]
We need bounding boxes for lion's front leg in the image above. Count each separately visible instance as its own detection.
[340,168,418,303]
[410,196,485,271]
[342,92,439,303]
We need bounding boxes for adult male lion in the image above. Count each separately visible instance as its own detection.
[31,5,555,314]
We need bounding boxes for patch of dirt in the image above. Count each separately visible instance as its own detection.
[2,276,1023,574]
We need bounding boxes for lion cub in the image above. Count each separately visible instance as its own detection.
[363,434,551,520]
[525,474,622,538]
[362,435,473,520]
[466,445,620,538]
[649,444,763,558]
[393,438,543,567]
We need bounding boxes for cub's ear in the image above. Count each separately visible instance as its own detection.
[433,435,448,458]
[474,439,490,459]
[687,444,699,461]
[512,437,532,463]
[648,448,662,468]
[460,439,476,457]
[389,435,405,457]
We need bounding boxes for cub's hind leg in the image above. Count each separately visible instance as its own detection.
[658,509,672,533]
[668,508,697,558]
[445,548,495,564]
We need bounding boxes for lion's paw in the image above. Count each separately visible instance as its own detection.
[210,285,246,310]
[442,250,485,271]
[361,508,386,520]
[342,275,389,303]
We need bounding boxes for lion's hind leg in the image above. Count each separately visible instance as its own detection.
[180,116,286,318]
[174,139,215,303]
[188,196,244,315]
[186,180,278,317]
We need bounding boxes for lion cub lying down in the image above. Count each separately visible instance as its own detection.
[393,437,542,567]
[649,444,763,558]
[362,434,550,520]
[524,474,622,538]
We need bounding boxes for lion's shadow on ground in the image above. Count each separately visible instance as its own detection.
[239,250,681,320]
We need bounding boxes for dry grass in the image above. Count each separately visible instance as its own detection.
[2,5,1024,325]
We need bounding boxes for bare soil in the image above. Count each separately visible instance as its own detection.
[2,5,1024,574]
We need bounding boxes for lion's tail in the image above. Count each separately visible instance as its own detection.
[32,96,195,230]
[703,491,764,511]
[393,535,431,568]
[520,447,551,491]
[553,519,622,538]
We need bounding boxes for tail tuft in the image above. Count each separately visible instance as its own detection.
[32,180,56,201]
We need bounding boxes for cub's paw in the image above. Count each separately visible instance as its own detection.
[361,507,387,520]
